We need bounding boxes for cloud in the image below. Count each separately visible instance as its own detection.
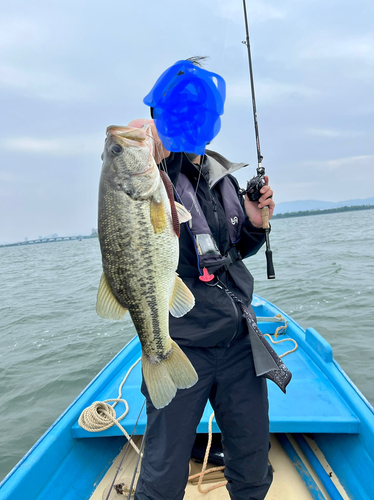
[0,64,98,102]
[0,171,31,183]
[228,79,320,104]
[0,134,105,156]
[305,128,363,138]
[0,18,43,48]
[273,180,320,193]
[0,0,372,243]
[301,155,374,170]
[296,33,374,82]
[207,0,285,23]
[301,34,374,62]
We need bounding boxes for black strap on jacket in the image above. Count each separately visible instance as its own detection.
[216,279,292,393]
[219,246,242,273]
[178,246,242,278]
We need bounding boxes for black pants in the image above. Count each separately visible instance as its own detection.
[134,334,273,500]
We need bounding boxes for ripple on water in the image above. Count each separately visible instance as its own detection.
[0,211,373,480]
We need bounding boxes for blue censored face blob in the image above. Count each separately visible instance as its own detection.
[143,60,226,155]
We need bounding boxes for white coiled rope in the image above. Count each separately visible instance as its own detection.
[78,357,143,456]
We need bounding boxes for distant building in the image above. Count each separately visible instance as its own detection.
[91,228,98,235]
[25,237,28,242]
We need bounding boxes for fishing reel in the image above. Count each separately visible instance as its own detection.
[239,163,265,201]
[239,161,275,280]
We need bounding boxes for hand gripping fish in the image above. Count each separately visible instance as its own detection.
[96,124,198,409]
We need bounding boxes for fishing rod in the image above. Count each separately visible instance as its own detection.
[240,0,275,279]
[104,399,146,500]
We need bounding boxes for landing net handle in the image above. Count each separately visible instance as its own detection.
[242,0,275,279]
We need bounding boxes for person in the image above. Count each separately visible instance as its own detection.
[133,60,276,500]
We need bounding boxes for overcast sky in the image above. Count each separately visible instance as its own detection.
[1,0,373,243]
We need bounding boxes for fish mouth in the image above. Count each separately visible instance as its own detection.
[106,125,155,156]
[106,125,147,144]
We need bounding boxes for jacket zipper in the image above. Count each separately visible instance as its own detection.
[200,166,219,231]
[211,195,221,250]
[211,196,219,225]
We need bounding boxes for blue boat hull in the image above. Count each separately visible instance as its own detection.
[1,296,374,499]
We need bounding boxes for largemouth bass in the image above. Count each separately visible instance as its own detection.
[96,124,198,409]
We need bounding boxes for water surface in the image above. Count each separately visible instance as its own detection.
[0,209,373,480]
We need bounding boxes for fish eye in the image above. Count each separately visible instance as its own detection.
[111,144,122,155]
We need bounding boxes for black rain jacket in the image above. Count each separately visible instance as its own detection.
[162,150,266,348]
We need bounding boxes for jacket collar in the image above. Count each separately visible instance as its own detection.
[205,149,248,188]
[180,150,248,189]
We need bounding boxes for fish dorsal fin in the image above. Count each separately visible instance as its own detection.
[150,198,168,234]
[169,274,195,318]
[159,170,180,237]
[96,273,128,320]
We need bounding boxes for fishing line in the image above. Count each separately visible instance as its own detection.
[146,132,168,176]
[146,131,204,215]
[190,157,204,212]
[220,16,231,73]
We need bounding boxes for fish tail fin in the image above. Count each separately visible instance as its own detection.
[165,340,198,389]
[142,341,198,409]
[142,355,177,409]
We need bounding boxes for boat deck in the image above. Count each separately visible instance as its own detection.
[89,434,349,500]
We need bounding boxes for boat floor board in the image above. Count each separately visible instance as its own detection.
[89,435,316,500]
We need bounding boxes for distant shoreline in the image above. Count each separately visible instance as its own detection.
[0,233,98,249]
[2,204,374,247]
[273,204,374,219]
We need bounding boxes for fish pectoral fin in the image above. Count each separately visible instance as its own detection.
[150,198,167,234]
[169,275,195,318]
[96,273,128,320]
[142,341,198,409]
[175,202,191,224]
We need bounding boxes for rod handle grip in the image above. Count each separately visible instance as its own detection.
[266,249,275,279]
[262,206,275,279]
[261,206,270,229]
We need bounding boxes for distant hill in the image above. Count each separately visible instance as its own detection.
[272,204,374,219]
[274,197,374,215]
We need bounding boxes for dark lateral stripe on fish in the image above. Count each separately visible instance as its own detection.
[125,208,165,355]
